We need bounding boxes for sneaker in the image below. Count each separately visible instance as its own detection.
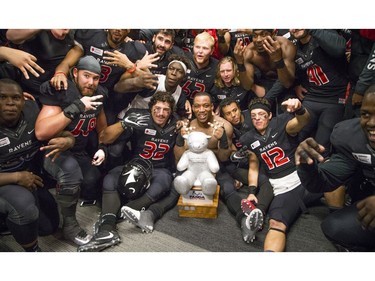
[240,199,264,243]
[77,229,121,252]
[63,223,92,246]
[121,206,154,233]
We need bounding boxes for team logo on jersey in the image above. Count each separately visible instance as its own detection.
[352,153,372,165]
[251,140,260,149]
[145,128,156,136]
[0,137,10,147]
[90,46,103,56]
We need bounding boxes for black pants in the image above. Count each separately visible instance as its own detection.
[321,204,375,251]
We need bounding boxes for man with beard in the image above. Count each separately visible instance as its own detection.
[143,29,185,75]
[122,92,261,243]
[50,29,149,125]
[35,56,107,246]
[78,91,178,252]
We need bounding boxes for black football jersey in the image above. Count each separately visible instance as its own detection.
[295,30,348,104]
[182,52,218,102]
[17,30,75,97]
[39,80,108,153]
[0,101,42,173]
[232,111,252,150]
[330,118,375,185]
[122,108,177,169]
[239,113,298,178]
[210,85,251,111]
[74,29,147,92]
[228,31,252,57]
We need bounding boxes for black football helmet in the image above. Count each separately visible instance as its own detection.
[117,158,153,200]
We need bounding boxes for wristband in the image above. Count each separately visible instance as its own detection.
[295,106,306,116]
[274,59,285,69]
[98,143,108,158]
[176,133,185,147]
[54,71,67,78]
[120,120,127,130]
[126,64,137,74]
[237,63,246,72]
[248,185,258,194]
[218,35,226,43]
[63,99,85,120]
[219,128,229,149]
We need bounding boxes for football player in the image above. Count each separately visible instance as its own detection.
[78,91,178,252]
[0,78,74,251]
[35,56,108,246]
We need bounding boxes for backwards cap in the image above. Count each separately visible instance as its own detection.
[76,55,101,75]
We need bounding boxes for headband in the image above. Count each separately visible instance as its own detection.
[168,60,187,74]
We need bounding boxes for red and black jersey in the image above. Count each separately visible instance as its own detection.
[74,29,147,92]
[228,31,252,57]
[182,52,218,102]
[0,100,42,173]
[239,113,298,179]
[295,29,349,104]
[232,111,252,150]
[122,108,177,170]
[39,79,108,153]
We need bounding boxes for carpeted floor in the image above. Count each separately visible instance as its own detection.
[0,195,336,252]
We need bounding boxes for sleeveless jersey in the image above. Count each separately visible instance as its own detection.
[39,79,108,153]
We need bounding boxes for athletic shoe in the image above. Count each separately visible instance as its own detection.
[240,199,264,243]
[63,222,92,246]
[121,206,154,233]
[77,229,121,252]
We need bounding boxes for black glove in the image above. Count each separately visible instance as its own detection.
[230,145,249,162]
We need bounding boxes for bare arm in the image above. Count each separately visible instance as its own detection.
[0,171,43,190]
[6,29,42,44]
[248,151,259,187]
[99,122,125,144]
[0,46,45,79]
[114,71,158,93]
[283,98,310,136]
[234,42,255,91]
[35,105,72,141]
[217,29,231,56]
[50,45,84,90]
[263,36,296,88]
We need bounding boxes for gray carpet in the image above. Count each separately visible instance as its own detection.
[155,199,337,252]
[0,193,336,252]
